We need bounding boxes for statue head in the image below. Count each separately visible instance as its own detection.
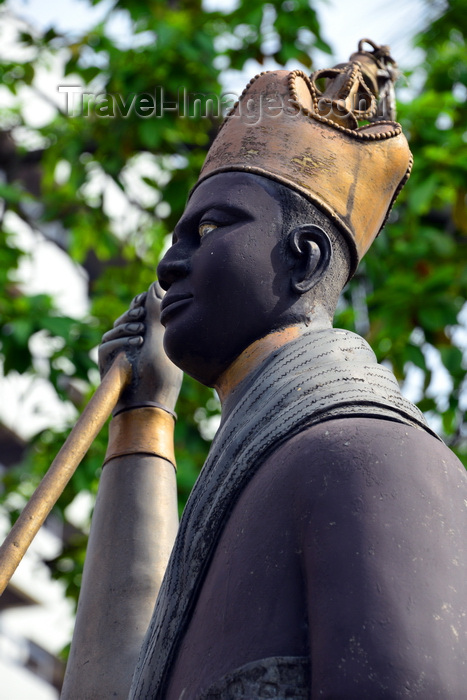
[157,40,412,387]
[157,170,350,385]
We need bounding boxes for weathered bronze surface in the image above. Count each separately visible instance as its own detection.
[60,40,467,699]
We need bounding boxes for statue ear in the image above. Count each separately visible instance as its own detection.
[287,224,332,294]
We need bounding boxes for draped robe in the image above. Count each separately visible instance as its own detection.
[129,329,467,699]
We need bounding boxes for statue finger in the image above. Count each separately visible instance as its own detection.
[112,305,146,328]
[153,280,165,300]
[100,336,144,360]
[98,336,143,378]
[102,322,145,344]
[130,291,147,309]
[146,282,164,320]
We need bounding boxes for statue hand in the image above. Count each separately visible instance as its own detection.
[99,282,183,415]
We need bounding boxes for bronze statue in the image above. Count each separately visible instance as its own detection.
[61,41,467,699]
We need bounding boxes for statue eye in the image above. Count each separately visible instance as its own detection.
[199,222,218,238]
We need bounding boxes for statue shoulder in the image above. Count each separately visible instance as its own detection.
[270,414,461,471]
[254,415,466,580]
[258,416,466,513]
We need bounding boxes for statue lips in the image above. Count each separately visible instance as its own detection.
[160,292,193,325]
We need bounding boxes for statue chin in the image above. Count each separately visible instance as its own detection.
[162,326,230,388]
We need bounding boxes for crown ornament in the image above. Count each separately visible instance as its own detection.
[192,39,412,277]
[311,38,399,128]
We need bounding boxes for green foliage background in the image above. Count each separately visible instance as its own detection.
[0,0,465,614]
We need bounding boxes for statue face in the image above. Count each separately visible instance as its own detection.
[157,172,295,385]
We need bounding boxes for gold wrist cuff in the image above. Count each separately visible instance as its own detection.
[104,406,176,470]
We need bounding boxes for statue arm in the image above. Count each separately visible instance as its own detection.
[61,284,182,700]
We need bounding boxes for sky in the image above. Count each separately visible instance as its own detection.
[9,0,432,67]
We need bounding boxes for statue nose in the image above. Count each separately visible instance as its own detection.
[157,248,191,290]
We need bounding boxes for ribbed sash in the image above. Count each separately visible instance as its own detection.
[129,329,437,699]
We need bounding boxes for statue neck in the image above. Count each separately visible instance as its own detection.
[215,315,332,420]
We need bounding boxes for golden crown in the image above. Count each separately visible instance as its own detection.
[193,39,412,276]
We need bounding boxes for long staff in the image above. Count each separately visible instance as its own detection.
[0,352,132,596]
